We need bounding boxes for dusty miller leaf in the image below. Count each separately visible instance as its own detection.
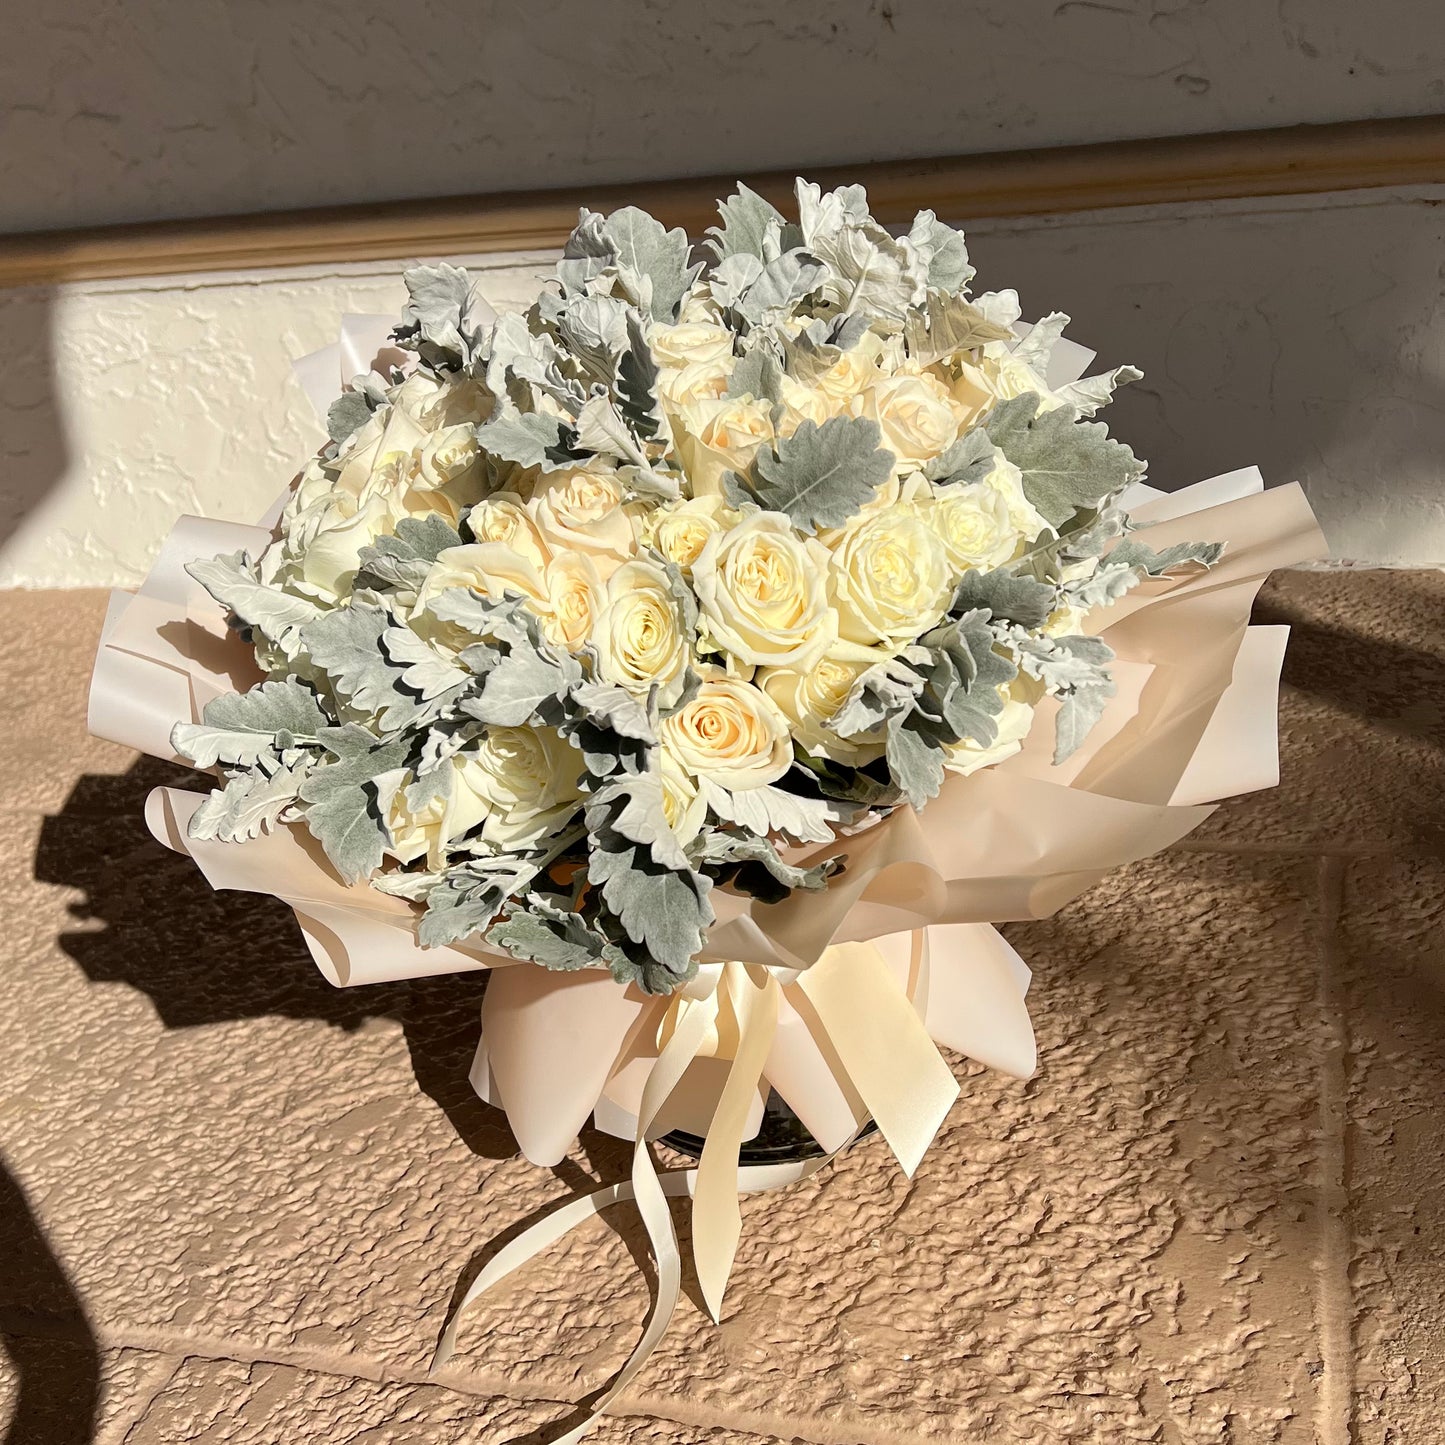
[187,552,322,654]
[327,391,374,444]
[745,415,893,533]
[416,856,543,948]
[726,346,783,403]
[983,394,1145,527]
[188,760,311,843]
[904,291,1013,366]
[697,779,837,845]
[487,897,625,973]
[299,725,412,883]
[602,206,698,322]
[1110,537,1225,574]
[706,184,786,261]
[950,568,1056,629]
[1054,365,1144,418]
[172,679,328,768]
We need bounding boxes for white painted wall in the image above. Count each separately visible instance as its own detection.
[3,0,1445,233]
[4,184,1445,585]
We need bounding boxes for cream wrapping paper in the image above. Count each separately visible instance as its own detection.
[86,313,1328,1439]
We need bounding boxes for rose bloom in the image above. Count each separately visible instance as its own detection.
[660,676,793,791]
[383,760,492,869]
[947,351,1063,431]
[828,503,954,651]
[591,559,692,707]
[928,456,1048,573]
[527,463,637,578]
[416,542,548,618]
[657,359,732,409]
[541,551,604,652]
[692,512,835,669]
[943,693,1037,777]
[672,395,775,497]
[461,725,585,850]
[650,320,736,370]
[852,371,960,471]
[660,750,706,845]
[758,648,884,767]
[776,375,836,437]
[468,493,551,572]
[641,494,735,573]
[810,332,886,405]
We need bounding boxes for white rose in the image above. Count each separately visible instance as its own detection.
[776,376,836,437]
[811,332,885,404]
[673,395,775,497]
[758,649,884,767]
[651,320,736,370]
[459,726,585,850]
[383,760,492,869]
[943,695,1037,777]
[928,456,1047,573]
[828,504,953,651]
[292,491,400,601]
[641,494,736,573]
[657,359,732,408]
[528,464,637,578]
[415,543,550,641]
[692,512,835,669]
[660,677,793,791]
[414,424,485,499]
[948,352,1062,431]
[660,751,706,846]
[468,493,551,572]
[541,551,604,652]
[591,559,692,707]
[852,372,960,470]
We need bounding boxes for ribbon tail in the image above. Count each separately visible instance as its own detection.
[691,964,780,1322]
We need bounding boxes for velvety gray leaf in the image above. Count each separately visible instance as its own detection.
[588,839,713,982]
[602,206,698,322]
[1054,365,1144,418]
[557,293,630,381]
[475,400,576,470]
[326,391,374,444]
[907,209,974,293]
[617,310,667,441]
[1110,536,1226,574]
[885,718,947,810]
[587,771,690,870]
[417,856,543,948]
[356,514,464,594]
[726,346,783,403]
[748,415,893,533]
[735,250,826,325]
[983,394,1145,527]
[187,552,322,654]
[187,760,311,843]
[950,568,1056,628]
[1060,559,1141,611]
[557,209,615,295]
[172,679,328,768]
[487,897,624,973]
[573,393,650,468]
[697,778,837,845]
[831,653,925,738]
[461,646,568,727]
[1053,679,1117,764]
[1011,312,1069,374]
[706,184,786,261]
[695,829,839,893]
[708,253,766,312]
[399,263,475,361]
[304,605,398,715]
[1014,632,1116,692]
[570,680,657,743]
[903,290,1015,367]
[924,427,996,485]
[298,724,412,882]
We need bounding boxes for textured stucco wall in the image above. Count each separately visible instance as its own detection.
[3,0,1445,233]
[4,185,1445,586]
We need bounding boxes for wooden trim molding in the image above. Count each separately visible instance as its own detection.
[3,114,1443,287]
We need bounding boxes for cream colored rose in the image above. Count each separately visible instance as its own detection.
[650,320,735,370]
[657,359,732,408]
[852,372,959,470]
[811,332,885,404]
[459,726,585,850]
[415,424,483,493]
[776,375,835,437]
[928,456,1046,573]
[288,492,400,601]
[541,552,604,652]
[641,494,734,573]
[758,649,884,766]
[660,752,706,846]
[673,395,775,497]
[527,464,637,578]
[468,493,551,572]
[383,761,492,869]
[948,352,1061,431]
[943,694,1037,777]
[692,512,835,669]
[415,544,550,646]
[828,504,953,651]
[660,677,793,791]
[591,559,691,706]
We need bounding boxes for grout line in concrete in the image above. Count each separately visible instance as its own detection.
[1314,855,1355,1445]
[0,1314,908,1445]
[94,1351,185,1445]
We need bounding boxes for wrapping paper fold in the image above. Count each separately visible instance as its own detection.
[87,314,1329,1441]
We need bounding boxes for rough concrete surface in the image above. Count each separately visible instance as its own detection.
[1,573,1442,1443]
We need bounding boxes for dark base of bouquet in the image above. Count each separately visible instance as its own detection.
[661,1089,878,1165]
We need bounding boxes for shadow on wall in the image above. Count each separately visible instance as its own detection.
[0,287,67,572]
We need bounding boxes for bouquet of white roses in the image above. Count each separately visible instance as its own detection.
[166,181,1220,993]
[89,179,1325,1437]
